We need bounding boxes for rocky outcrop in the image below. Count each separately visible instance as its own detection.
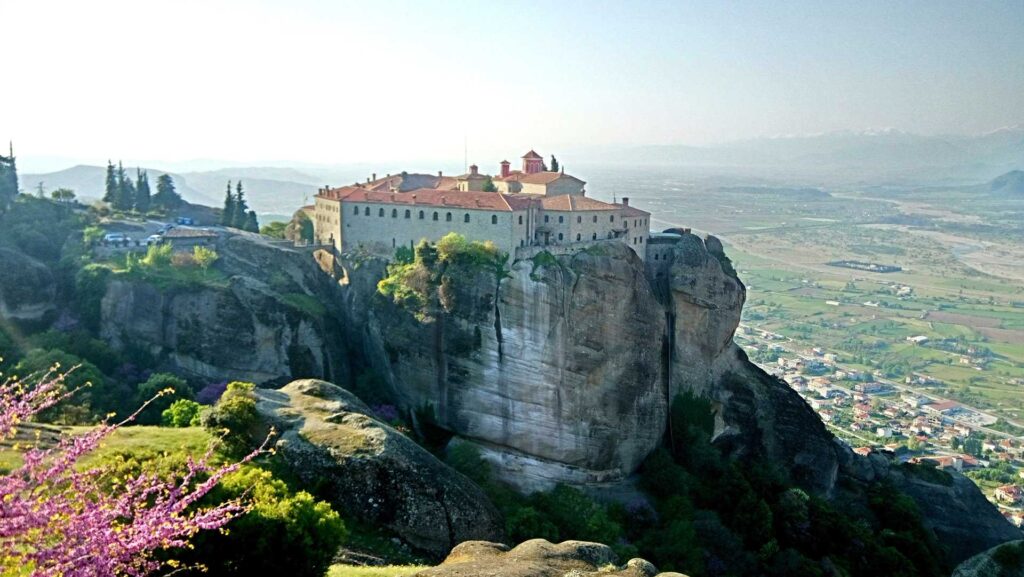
[0,247,56,322]
[255,379,504,557]
[99,234,349,385]
[953,541,1024,577]
[342,244,667,492]
[414,539,687,577]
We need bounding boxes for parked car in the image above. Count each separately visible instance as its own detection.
[103,232,128,246]
[175,217,196,225]
[157,224,175,234]
[146,234,163,245]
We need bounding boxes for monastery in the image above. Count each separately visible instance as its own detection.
[312,151,651,261]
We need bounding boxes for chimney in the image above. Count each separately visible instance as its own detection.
[411,194,417,203]
[622,197,630,206]
[438,170,443,177]
[500,160,510,178]
[372,172,376,181]
[470,164,478,175]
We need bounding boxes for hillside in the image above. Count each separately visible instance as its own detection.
[21,165,320,215]
[991,170,1024,194]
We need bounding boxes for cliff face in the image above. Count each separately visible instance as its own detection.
[342,244,667,491]
[99,235,349,384]
[0,248,56,323]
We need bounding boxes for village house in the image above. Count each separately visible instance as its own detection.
[312,151,651,262]
[995,485,1024,505]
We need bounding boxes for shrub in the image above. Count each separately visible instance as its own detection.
[135,372,194,425]
[203,381,261,456]
[182,466,347,577]
[13,349,109,424]
[162,398,203,427]
[193,245,218,273]
[140,242,173,268]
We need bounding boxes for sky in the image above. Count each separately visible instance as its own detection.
[2,0,1023,172]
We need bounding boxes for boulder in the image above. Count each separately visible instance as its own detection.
[953,541,1024,577]
[414,539,688,577]
[0,247,55,322]
[255,379,504,558]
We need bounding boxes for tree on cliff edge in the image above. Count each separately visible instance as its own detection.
[152,173,181,209]
[221,180,236,226]
[0,143,19,210]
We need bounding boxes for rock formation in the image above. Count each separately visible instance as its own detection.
[0,247,56,323]
[414,539,687,577]
[255,379,504,557]
[98,235,349,384]
[952,541,1024,577]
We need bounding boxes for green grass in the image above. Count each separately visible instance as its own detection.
[281,292,328,317]
[328,565,428,577]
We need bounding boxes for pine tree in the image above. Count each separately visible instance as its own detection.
[0,143,18,210]
[135,169,151,213]
[115,162,135,211]
[244,210,259,233]
[103,161,118,205]
[232,181,249,229]
[220,180,235,226]
[153,174,181,209]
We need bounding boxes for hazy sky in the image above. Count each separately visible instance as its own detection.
[3,0,1023,170]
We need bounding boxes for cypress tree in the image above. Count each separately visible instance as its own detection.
[221,180,236,226]
[115,162,134,211]
[153,174,181,209]
[232,181,249,229]
[0,143,17,210]
[550,155,559,173]
[244,210,259,233]
[103,160,118,205]
[135,169,151,213]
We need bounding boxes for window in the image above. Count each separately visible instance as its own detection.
[592,233,597,240]
[592,215,597,223]
[353,205,359,215]
[625,220,629,228]
[364,207,370,216]
[576,233,581,241]
[419,210,424,219]
[379,208,384,217]
[558,233,563,241]
[464,213,470,223]
[518,215,523,225]
[544,215,549,223]
[520,240,524,247]
[392,209,398,218]
[610,215,615,222]
[640,237,643,243]
[433,211,439,221]
[558,215,564,224]
[491,215,498,224]
[404,209,411,219]
[654,253,659,261]
[446,212,452,222]
[577,216,582,223]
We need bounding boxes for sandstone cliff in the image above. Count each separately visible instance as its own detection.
[0,247,56,323]
[98,234,349,384]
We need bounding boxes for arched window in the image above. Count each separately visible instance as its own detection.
[446,212,452,221]
[491,215,498,224]
[558,233,563,241]
[379,208,384,217]
[433,211,439,221]
[592,215,597,223]
[363,207,369,215]
[392,209,398,218]
[576,233,581,241]
[404,209,411,219]
[518,215,523,224]
[544,215,549,223]
[558,215,564,224]
[419,210,424,219]
[464,213,470,223]
[654,253,659,261]
[353,205,359,215]
[592,233,597,240]
[577,216,582,223]
[610,215,615,222]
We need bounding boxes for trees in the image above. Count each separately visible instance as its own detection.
[221,180,236,226]
[162,398,202,427]
[0,142,17,210]
[135,372,193,425]
[193,245,218,274]
[103,160,118,205]
[203,381,261,457]
[482,176,498,192]
[152,173,181,210]
[51,188,76,203]
[550,155,559,173]
[135,169,151,213]
[232,181,249,229]
[244,210,259,232]
[260,221,287,238]
[0,368,268,576]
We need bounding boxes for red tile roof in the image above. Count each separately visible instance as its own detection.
[517,171,584,185]
[522,150,542,159]
[333,187,536,212]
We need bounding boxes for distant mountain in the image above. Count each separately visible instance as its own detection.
[990,170,1024,194]
[20,165,321,215]
[581,127,1024,184]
